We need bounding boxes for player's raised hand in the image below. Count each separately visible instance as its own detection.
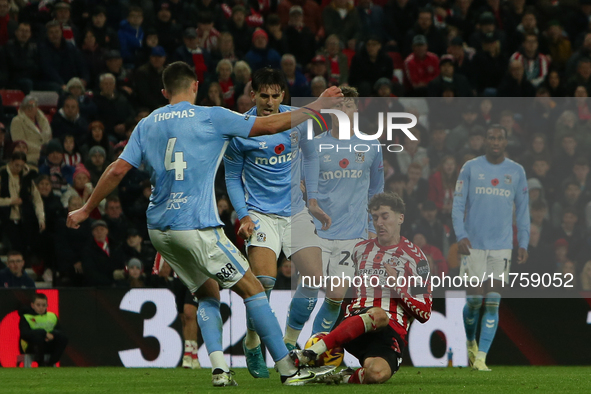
[319,86,343,98]
[67,208,89,229]
[308,199,331,230]
[457,237,472,255]
[238,216,255,240]
[517,247,528,264]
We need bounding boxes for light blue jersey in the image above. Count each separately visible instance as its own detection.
[119,101,255,230]
[314,132,384,240]
[452,156,530,250]
[224,105,319,219]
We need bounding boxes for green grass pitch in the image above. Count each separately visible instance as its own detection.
[2,366,589,394]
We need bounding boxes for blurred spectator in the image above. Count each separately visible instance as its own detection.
[322,0,361,51]
[523,223,553,274]
[133,29,160,69]
[498,59,536,97]
[404,8,446,56]
[10,95,52,165]
[80,29,105,90]
[306,54,330,83]
[244,29,281,72]
[226,6,253,58]
[211,32,239,65]
[566,32,591,77]
[167,0,199,29]
[551,134,579,183]
[311,76,327,97]
[472,32,507,96]
[236,94,253,113]
[374,78,396,97]
[552,182,585,228]
[94,73,135,141]
[195,0,225,31]
[85,145,108,186]
[102,196,129,250]
[404,35,439,96]
[39,138,75,186]
[564,158,591,204]
[527,178,546,210]
[530,200,552,243]
[82,219,121,286]
[554,238,570,274]
[103,50,133,97]
[1,22,40,94]
[531,156,555,202]
[447,37,475,86]
[546,21,571,73]
[233,61,252,96]
[284,6,315,68]
[64,77,98,121]
[0,122,8,164]
[154,3,181,57]
[412,200,448,253]
[320,34,349,86]
[525,91,560,138]
[277,0,322,36]
[357,0,390,45]
[80,121,114,161]
[412,232,448,275]
[384,0,418,48]
[426,123,451,171]
[553,208,586,259]
[126,179,151,238]
[51,96,88,144]
[88,6,119,50]
[114,228,156,274]
[544,69,566,97]
[553,109,590,150]
[428,155,457,216]
[405,161,429,203]
[53,2,79,45]
[0,152,45,257]
[349,36,393,97]
[0,0,16,46]
[197,11,220,53]
[118,6,144,67]
[216,59,235,108]
[35,174,63,277]
[581,260,591,290]
[397,130,429,179]
[457,125,486,162]
[134,46,168,111]
[62,134,82,167]
[566,58,591,96]
[428,54,473,97]
[115,257,147,288]
[282,54,310,98]
[509,33,550,88]
[498,110,523,158]
[39,20,88,92]
[0,250,35,288]
[446,104,478,153]
[469,11,507,53]
[201,82,225,107]
[173,27,212,85]
[264,14,287,55]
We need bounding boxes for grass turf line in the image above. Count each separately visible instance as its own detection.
[1,366,589,394]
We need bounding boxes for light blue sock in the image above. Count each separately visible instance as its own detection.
[287,283,319,330]
[244,292,288,362]
[246,275,276,332]
[463,295,483,342]
[197,297,223,353]
[478,292,501,353]
[312,298,342,334]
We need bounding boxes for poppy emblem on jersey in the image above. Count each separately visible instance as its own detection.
[491,178,499,187]
[339,158,349,168]
[504,174,512,184]
[356,152,365,163]
[256,232,266,242]
[274,144,285,155]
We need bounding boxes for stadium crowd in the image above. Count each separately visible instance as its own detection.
[1,0,591,292]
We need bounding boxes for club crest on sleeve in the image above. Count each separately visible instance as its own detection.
[455,180,463,193]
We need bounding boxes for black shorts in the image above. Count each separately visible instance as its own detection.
[343,308,403,375]
[172,278,199,313]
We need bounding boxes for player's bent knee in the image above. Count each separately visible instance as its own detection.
[368,307,389,329]
[183,304,197,319]
[232,269,265,298]
[363,358,392,384]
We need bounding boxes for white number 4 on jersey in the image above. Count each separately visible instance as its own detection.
[165,138,187,180]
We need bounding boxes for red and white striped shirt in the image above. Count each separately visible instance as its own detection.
[152,252,177,278]
[347,237,432,344]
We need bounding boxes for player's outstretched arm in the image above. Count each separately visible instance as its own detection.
[67,159,133,229]
[248,86,343,137]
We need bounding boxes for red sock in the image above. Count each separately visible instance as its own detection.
[347,368,365,384]
[323,315,368,349]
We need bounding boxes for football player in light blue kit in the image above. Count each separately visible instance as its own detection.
[224,68,331,378]
[67,62,342,386]
[452,124,529,372]
[310,86,384,335]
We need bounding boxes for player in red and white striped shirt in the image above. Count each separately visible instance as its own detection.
[293,192,432,384]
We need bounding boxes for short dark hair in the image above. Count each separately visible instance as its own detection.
[128,6,143,15]
[35,174,51,185]
[162,61,198,94]
[487,124,507,138]
[198,11,214,25]
[46,20,61,30]
[7,250,23,259]
[33,293,48,302]
[11,151,27,162]
[106,195,120,205]
[418,7,432,15]
[251,67,287,93]
[368,192,406,214]
[574,157,589,167]
[63,95,78,104]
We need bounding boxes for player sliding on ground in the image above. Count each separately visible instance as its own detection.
[292,192,432,384]
[452,125,529,371]
[67,61,343,386]
[224,68,331,378]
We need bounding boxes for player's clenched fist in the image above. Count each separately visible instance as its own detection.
[457,237,472,255]
[238,216,255,240]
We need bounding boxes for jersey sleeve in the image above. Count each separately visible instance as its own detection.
[223,140,249,220]
[210,107,256,139]
[300,124,319,201]
[395,248,432,324]
[514,165,530,249]
[367,149,385,234]
[119,123,143,168]
[452,161,470,242]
